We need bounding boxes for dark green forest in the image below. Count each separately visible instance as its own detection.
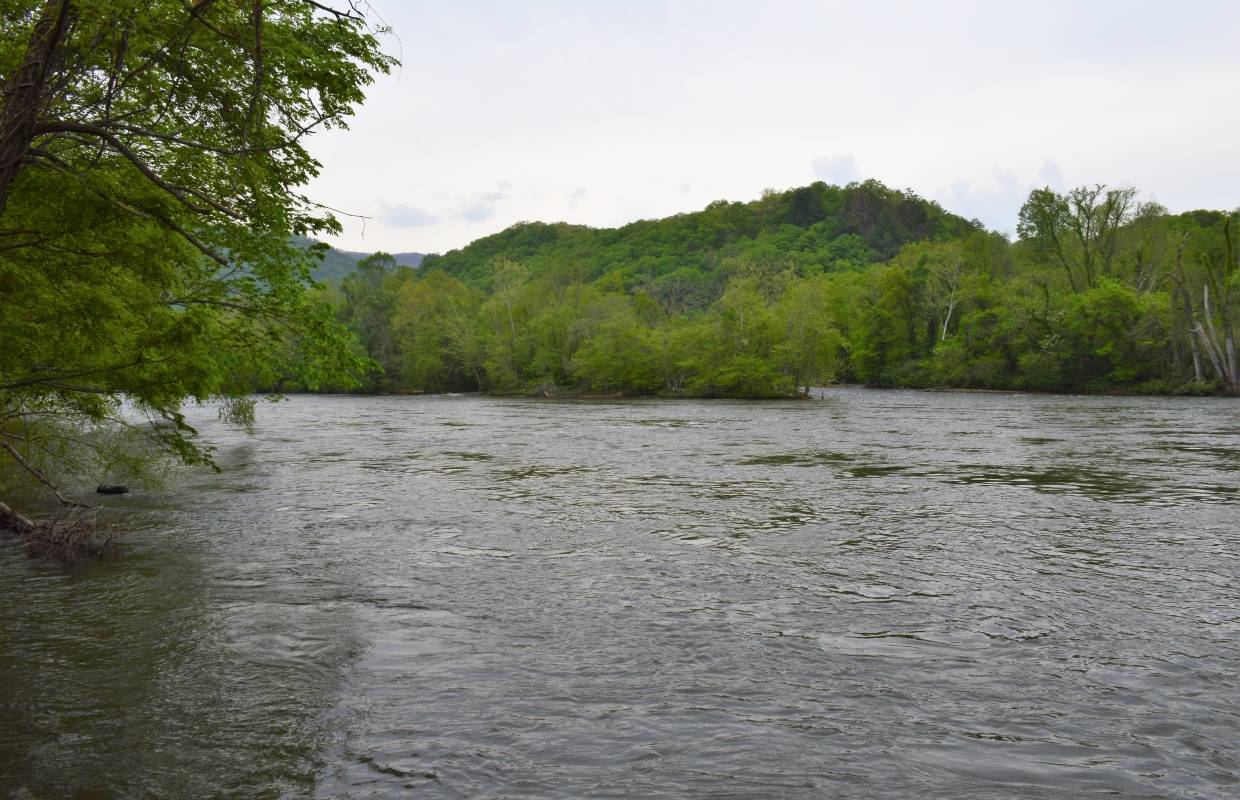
[316,180,1239,398]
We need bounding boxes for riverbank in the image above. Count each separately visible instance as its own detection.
[297,379,1235,402]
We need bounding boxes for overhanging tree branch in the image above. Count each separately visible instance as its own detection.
[1,438,88,507]
[35,120,244,219]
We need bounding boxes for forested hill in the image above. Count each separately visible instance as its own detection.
[421,180,978,289]
[349,250,426,270]
[318,180,1239,398]
[292,235,425,283]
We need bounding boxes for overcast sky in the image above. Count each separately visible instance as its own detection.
[306,0,1240,255]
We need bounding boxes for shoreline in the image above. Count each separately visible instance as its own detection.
[273,382,1236,401]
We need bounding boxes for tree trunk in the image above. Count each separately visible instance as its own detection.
[0,501,34,535]
[1226,331,1238,393]
[1173,235,1205,383]
[1181,284,1205,383]
[1202,286,1238,392]
[0,0,74,216]
[940,301,955,341]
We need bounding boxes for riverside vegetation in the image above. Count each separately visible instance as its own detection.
[0,0,392,544]
[319,180,1239,399]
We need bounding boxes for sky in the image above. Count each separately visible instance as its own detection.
[306,0,1240,255]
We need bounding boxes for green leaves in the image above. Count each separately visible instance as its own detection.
[0,1,392,499]
[322,182,1236,401]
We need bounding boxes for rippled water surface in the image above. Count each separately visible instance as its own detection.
[3,390,1240,798]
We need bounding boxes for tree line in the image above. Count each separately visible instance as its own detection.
[318,180,1239,398]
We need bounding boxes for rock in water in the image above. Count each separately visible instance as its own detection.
[96,485,129,495]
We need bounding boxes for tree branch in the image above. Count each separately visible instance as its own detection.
[35,120,243,220]
[0,438,88,508]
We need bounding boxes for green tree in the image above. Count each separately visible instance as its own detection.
[479,257,531,391]
[339,253,412,391]
[246,181,1240,401]
[853,265,921,385]
[1017,185,1139,292]
[572,313,661,394]
[392,270,484,392]
[1060,280,1166,387]
[0,1,393,512]
[771,275,844,390]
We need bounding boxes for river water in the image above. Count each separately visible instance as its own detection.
[2,390,1239,798]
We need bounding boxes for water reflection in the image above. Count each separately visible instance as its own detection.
[951,465,1145,499]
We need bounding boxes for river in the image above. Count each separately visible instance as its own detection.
[2,390,1239,798]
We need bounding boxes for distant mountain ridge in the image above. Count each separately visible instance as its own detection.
[290,235,426,283]
[339,250,426,269]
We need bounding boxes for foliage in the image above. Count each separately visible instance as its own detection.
[324,182,1239,400]
[0,0,393,508]
[420,180,976,290]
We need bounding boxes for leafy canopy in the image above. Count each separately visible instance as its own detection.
[0,0,394,502]
[324,182,1238,399]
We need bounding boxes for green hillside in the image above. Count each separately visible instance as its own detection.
[317,180,1238,398]
[422,180,977,290]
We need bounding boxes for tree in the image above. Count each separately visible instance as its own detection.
[1187,217,1239,393]
[392,270,484,392]
[0,1,393,515]
[1017,185,1139,292]
[571,313,661,394]
[771,275,843,391]
[478,257,531,391]
[1060,279,1164,387]
[852,264,923,385]
[339,253,411,391]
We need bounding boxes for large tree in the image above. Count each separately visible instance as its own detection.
[1016,184,1139,293]
[0,1,393,513]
